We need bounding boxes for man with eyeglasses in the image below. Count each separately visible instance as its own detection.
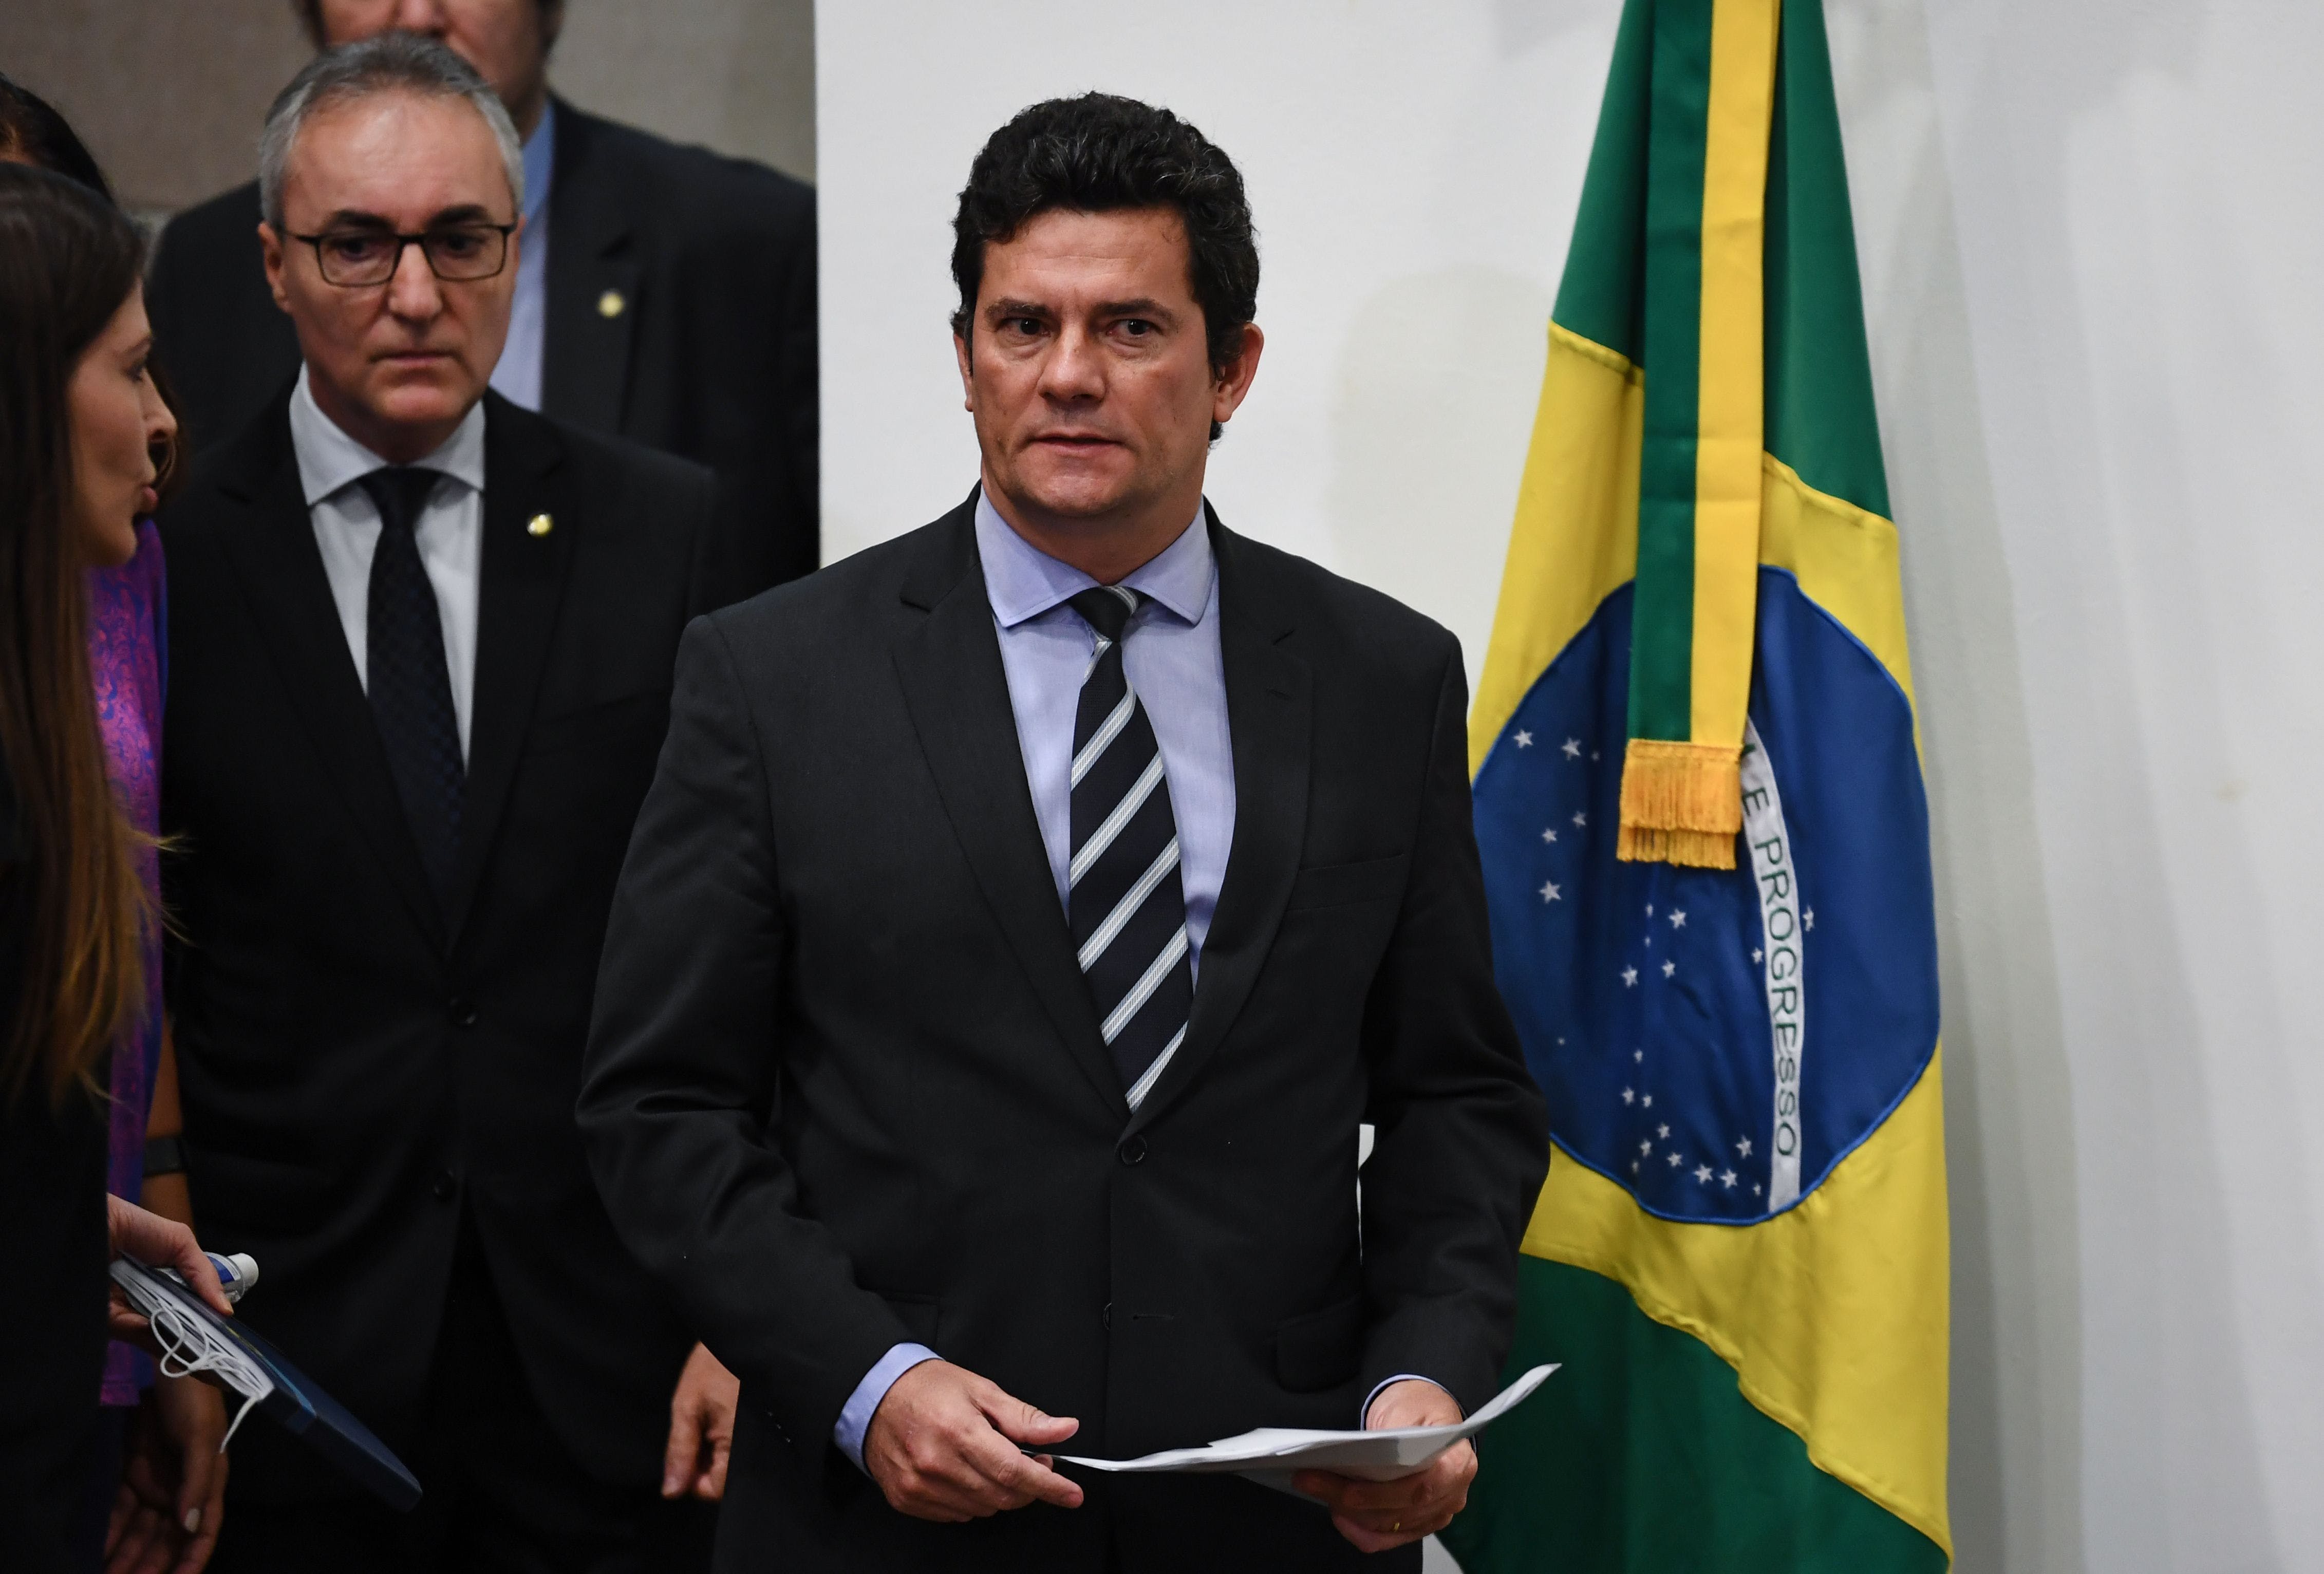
[156,35,743,1571]
[149,0,818,597]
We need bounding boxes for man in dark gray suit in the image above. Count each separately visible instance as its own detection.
[148,0,817,593]
[162,38,747,1568]
[579,93,1548,1572]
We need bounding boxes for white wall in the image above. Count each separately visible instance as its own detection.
[816,4,2324,1569]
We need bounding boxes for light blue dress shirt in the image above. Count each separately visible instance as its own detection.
[488,100,556,411]
[833,495,1233,1470]
[977,491,1234,972]
[830,494,1441,1470]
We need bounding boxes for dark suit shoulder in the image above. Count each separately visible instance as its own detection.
[1220,526,1461,681]
[554,104,813,241]
[155,391,293,536]
[520,398,718,498]
[154,179,266,257]
[705,511,942,647]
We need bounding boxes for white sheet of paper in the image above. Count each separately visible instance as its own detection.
[1058,1362,1557,1485]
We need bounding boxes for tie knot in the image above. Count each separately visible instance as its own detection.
[359,466,443,536]
[1069,585,1142,643]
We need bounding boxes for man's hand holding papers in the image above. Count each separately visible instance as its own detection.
[864,1360,1087,1522]
[1296,1379,1475,1553]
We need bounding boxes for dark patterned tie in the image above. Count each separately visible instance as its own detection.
[1067,586,1193,1109]
[360,466,463,906]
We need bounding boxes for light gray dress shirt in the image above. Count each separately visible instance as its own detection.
[287,366,486,758]
[488,100,556,411]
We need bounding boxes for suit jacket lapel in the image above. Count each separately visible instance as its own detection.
[209,400,447,950]
[890,503,1127,1123]
[540,103,640,436]
[1126,511,1311,1135]
[443,395,572,941]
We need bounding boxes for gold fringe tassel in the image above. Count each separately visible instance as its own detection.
[1616,738,1742,869]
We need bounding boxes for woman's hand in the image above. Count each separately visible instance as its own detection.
[103,1374,229,1574]
[104,1195,231,1356]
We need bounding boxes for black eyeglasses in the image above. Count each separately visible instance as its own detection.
[290,222,516,287]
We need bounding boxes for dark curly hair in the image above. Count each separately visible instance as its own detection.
[951,93,1259,440]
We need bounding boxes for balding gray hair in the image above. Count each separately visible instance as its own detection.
[258,33,523,232]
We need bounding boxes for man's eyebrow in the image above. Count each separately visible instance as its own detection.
[313,203,501,231]
[981,296,1180,322]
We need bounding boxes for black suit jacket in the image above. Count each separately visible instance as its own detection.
[577,496,1550,1571]
[146,99,817,593]
[159,390,739,1499]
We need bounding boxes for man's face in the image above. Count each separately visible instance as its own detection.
[956,207,1258,528]
[261,90,518,455]
[310,0,557,133]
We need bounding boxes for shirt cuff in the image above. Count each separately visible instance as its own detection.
[834,1342,941,1471]
[1362,1374,1458,1428]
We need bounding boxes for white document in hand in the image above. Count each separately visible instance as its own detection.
[1058,1362,1557,1487]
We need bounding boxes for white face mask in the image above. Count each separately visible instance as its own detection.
[111,1259,272,1451]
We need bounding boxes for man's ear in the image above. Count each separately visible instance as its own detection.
[258,223,293,315]
[1211,321,1265,427]
[954,328,976,414]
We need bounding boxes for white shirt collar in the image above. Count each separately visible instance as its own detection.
[975,489,1214,629]
[288,364,488,508]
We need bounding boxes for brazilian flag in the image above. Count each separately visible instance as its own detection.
[1441,0,1950,1569]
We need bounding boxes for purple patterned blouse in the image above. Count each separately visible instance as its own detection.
[88,519,165,1406]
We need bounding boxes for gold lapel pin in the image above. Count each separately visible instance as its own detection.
[527,513,553,537]
[597,289,626,319]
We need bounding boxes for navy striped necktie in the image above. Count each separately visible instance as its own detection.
[1066,586,1193,1109]
[359,465,463,907]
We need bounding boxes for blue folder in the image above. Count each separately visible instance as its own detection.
[114,1257,423,1512]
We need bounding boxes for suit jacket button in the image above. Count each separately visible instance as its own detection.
[432,1171,457,1202]
[448,997,480,1029]
[1118,1136,1147,1166]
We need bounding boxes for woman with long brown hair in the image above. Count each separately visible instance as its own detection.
[0,76,238,1574]
[0,161,234,1573]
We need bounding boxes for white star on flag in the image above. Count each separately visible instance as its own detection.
[1736,1137,1753,1157]
[1656,1123,1669,1139]
[1694,1165,1713,1184]
[1541,827,1559,844]
[1514,730,1534,748]
[1720,1170,1738,1188]
[1661,960,1676,978]
[1633,1050,1643,1062]
[1540,880,1562,903]
[1638,1138,1652,1155]
[1670,910,1686,929]
[1752,1182,1763,1196]
[1751,948,1764,964]
[1621,1088,1636,1105]
[1641,1094,1653,1109]
[1666,1151,1682,1168]
[1645,904,1654,917]
[1805,909,1816,931]
[1632,1161,1640,1174]
[1561,737,1582,759]
[1572,811,1588,828]
[1622,966,1638,987]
